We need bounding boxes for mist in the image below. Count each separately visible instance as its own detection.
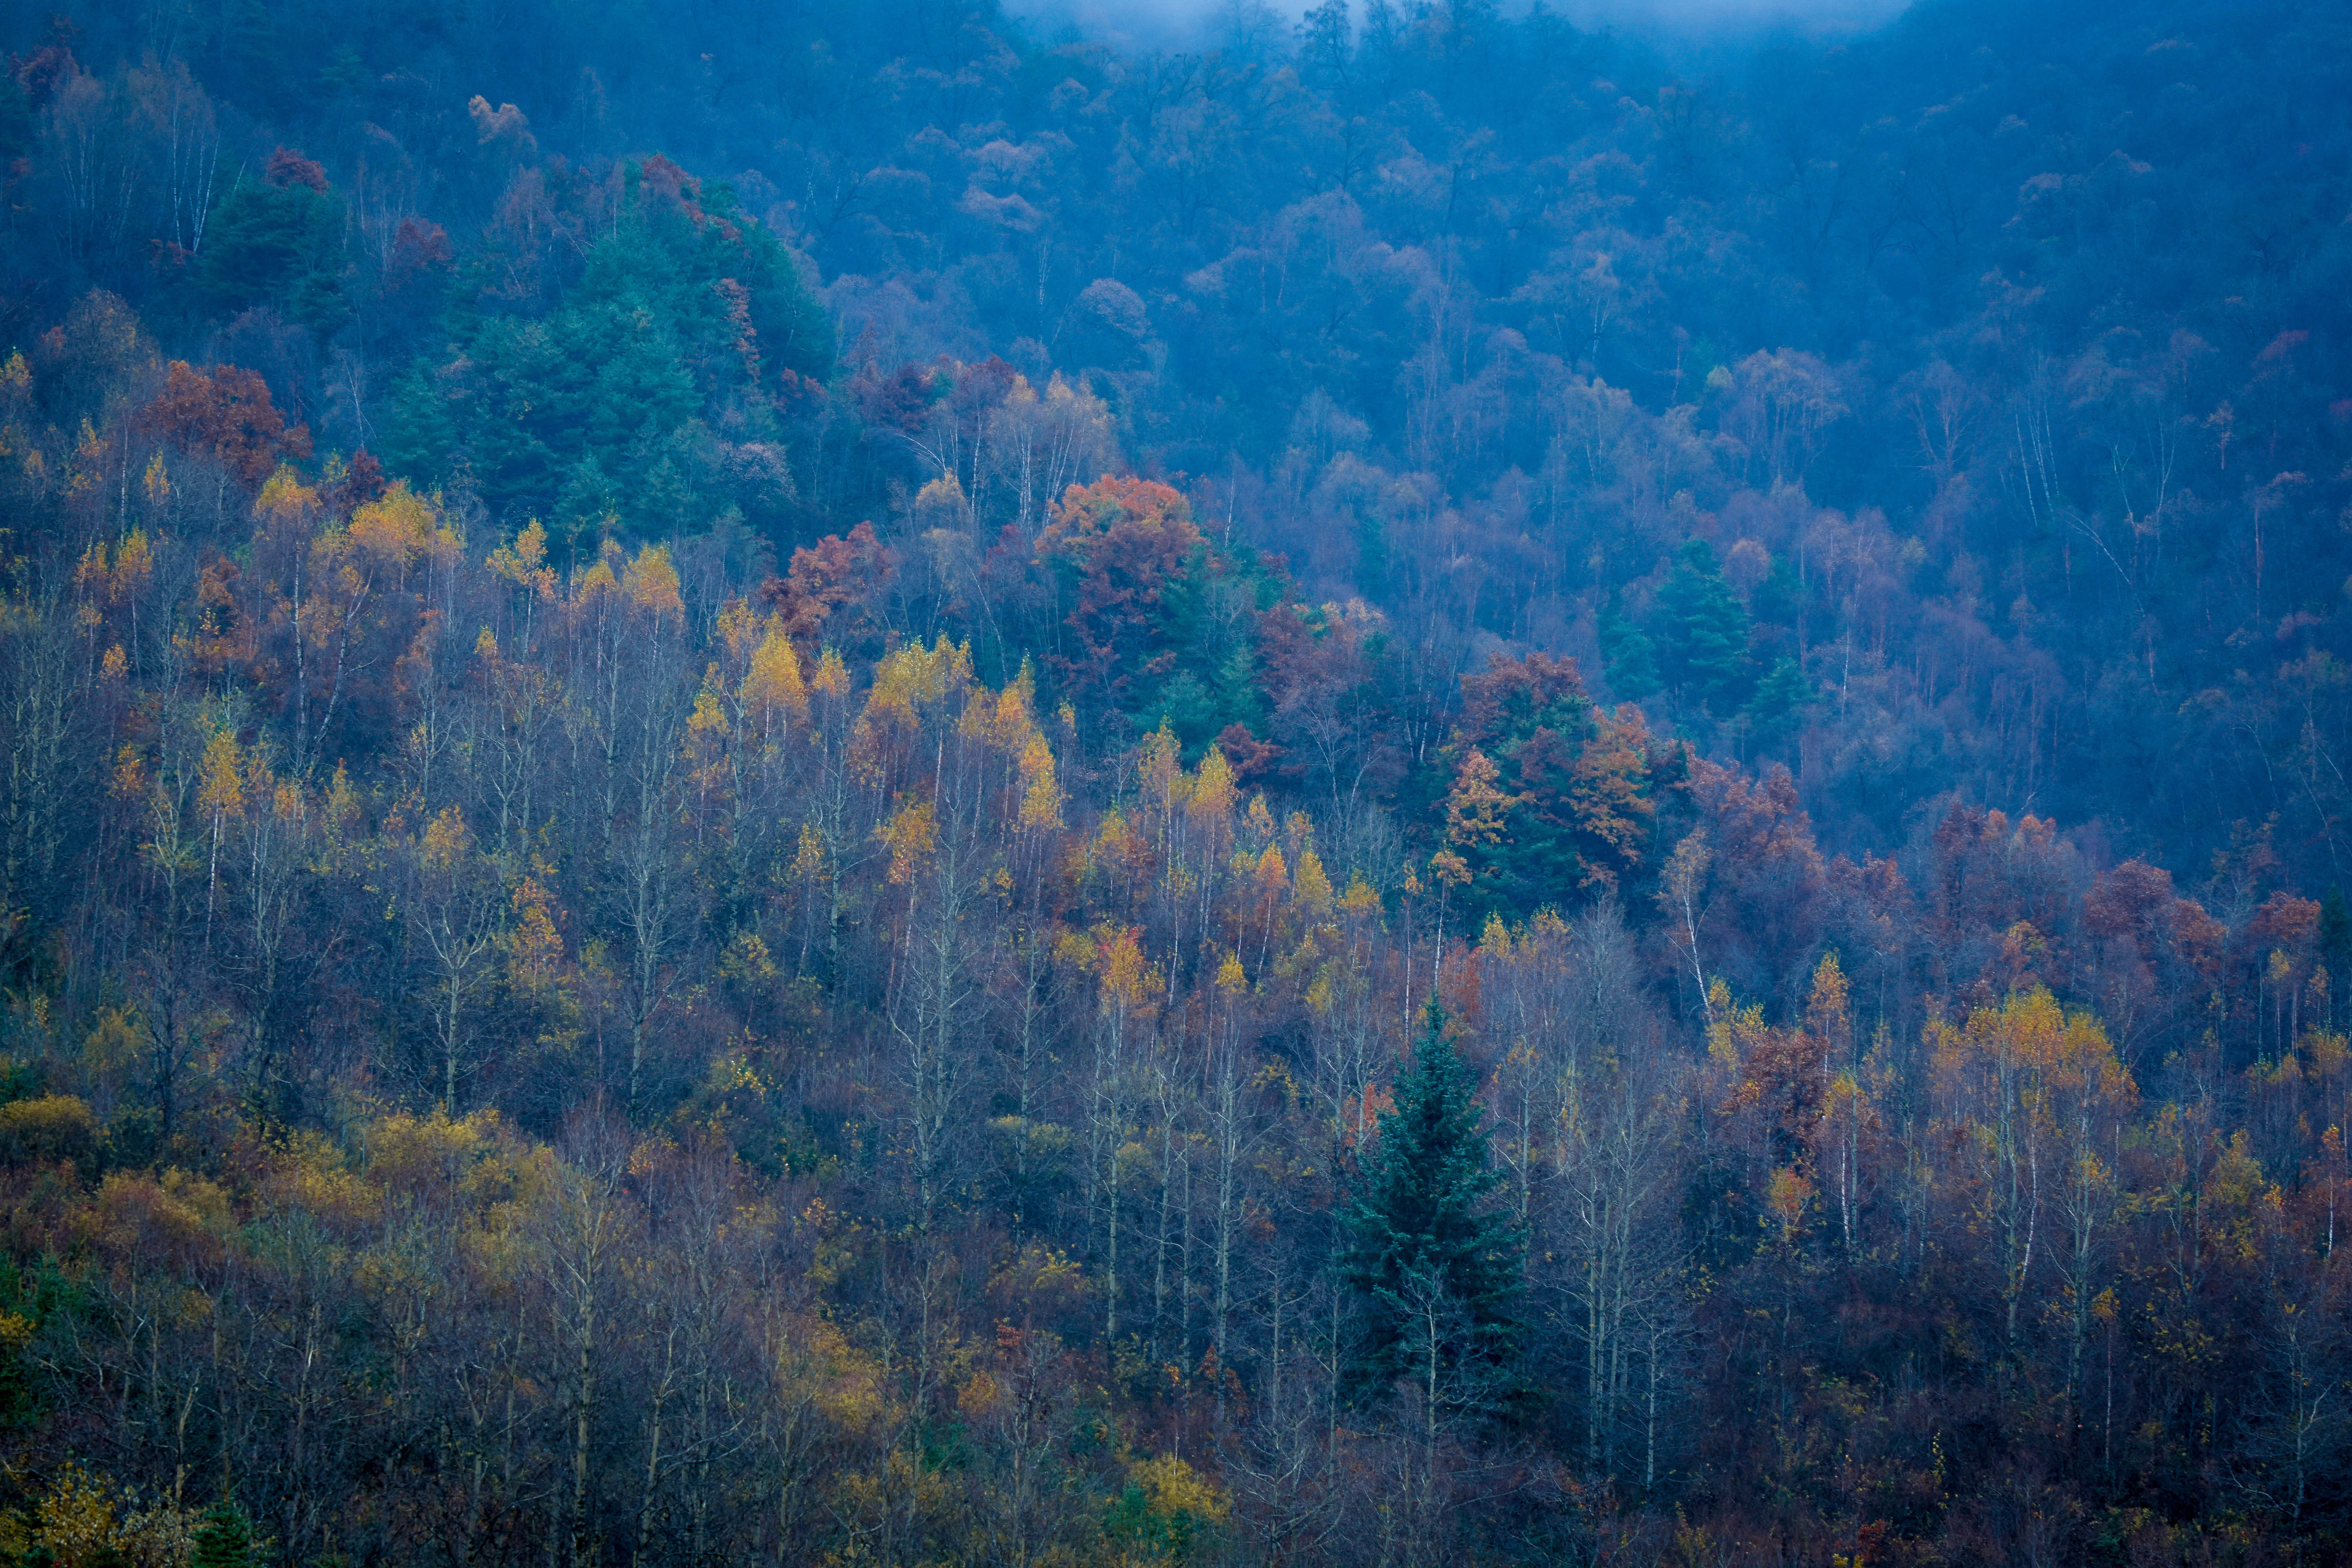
[1008,0,1915,53]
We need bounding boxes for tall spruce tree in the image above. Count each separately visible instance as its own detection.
[1343,996,1524,1412]
[1650,539,1752,712]
[191,1495,258,1568]
[1599,593,1662,701]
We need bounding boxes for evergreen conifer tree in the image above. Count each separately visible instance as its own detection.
[191,1495,256,1568]
[1650,539,1752,711]
[1599,593,1661,702]
[1740,655,1812,745]
[1342,996,1524,1412]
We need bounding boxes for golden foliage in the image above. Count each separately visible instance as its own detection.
[789,822,830,884]
[488,517,556,599]
[419,803,474,871]
[1442,748,1514,851]
[878,797,939,884]
[624,542,684,620]
[364,1107,524,1213]
[79,1171,232,1267]
[0,1095,99,1167]
[1187,747,1235,826]
[24,1461,196,1568]
[348,480,439,569]
[1019,732,1065,831]
[741,616,809,723]
[866,635,972,726]
[507,877,565,991]
[809,646,852,698]
[1215,950,1248,995]
[253,465,317,527]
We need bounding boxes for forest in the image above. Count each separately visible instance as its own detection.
[0,0,2347,1561]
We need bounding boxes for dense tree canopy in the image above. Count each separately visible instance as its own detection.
[0,0,2347,1563]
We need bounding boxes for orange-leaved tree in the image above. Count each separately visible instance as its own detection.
[1035,476,1201,713]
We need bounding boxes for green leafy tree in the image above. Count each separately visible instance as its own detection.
[1343,997,1524,1412]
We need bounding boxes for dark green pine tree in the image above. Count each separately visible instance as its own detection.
[191,1495,258,1568]
[1342,997,1524,1413]
[1598,592,1661,701]
[1649,538,1752,712]
[1740,655,1813,747]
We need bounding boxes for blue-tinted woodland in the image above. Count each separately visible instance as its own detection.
[0,0,2347,1563]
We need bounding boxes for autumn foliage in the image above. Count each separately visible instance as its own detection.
[2,359,2349,1561]
[0,0,2348,1561]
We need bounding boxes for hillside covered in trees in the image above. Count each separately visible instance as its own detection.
[0,0,2348,1562]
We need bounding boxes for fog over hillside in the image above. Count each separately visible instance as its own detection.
[1017,0,1912,54]
[0,0,2346,1563]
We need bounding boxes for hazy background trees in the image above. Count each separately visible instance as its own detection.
[0,0,2348,1562]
